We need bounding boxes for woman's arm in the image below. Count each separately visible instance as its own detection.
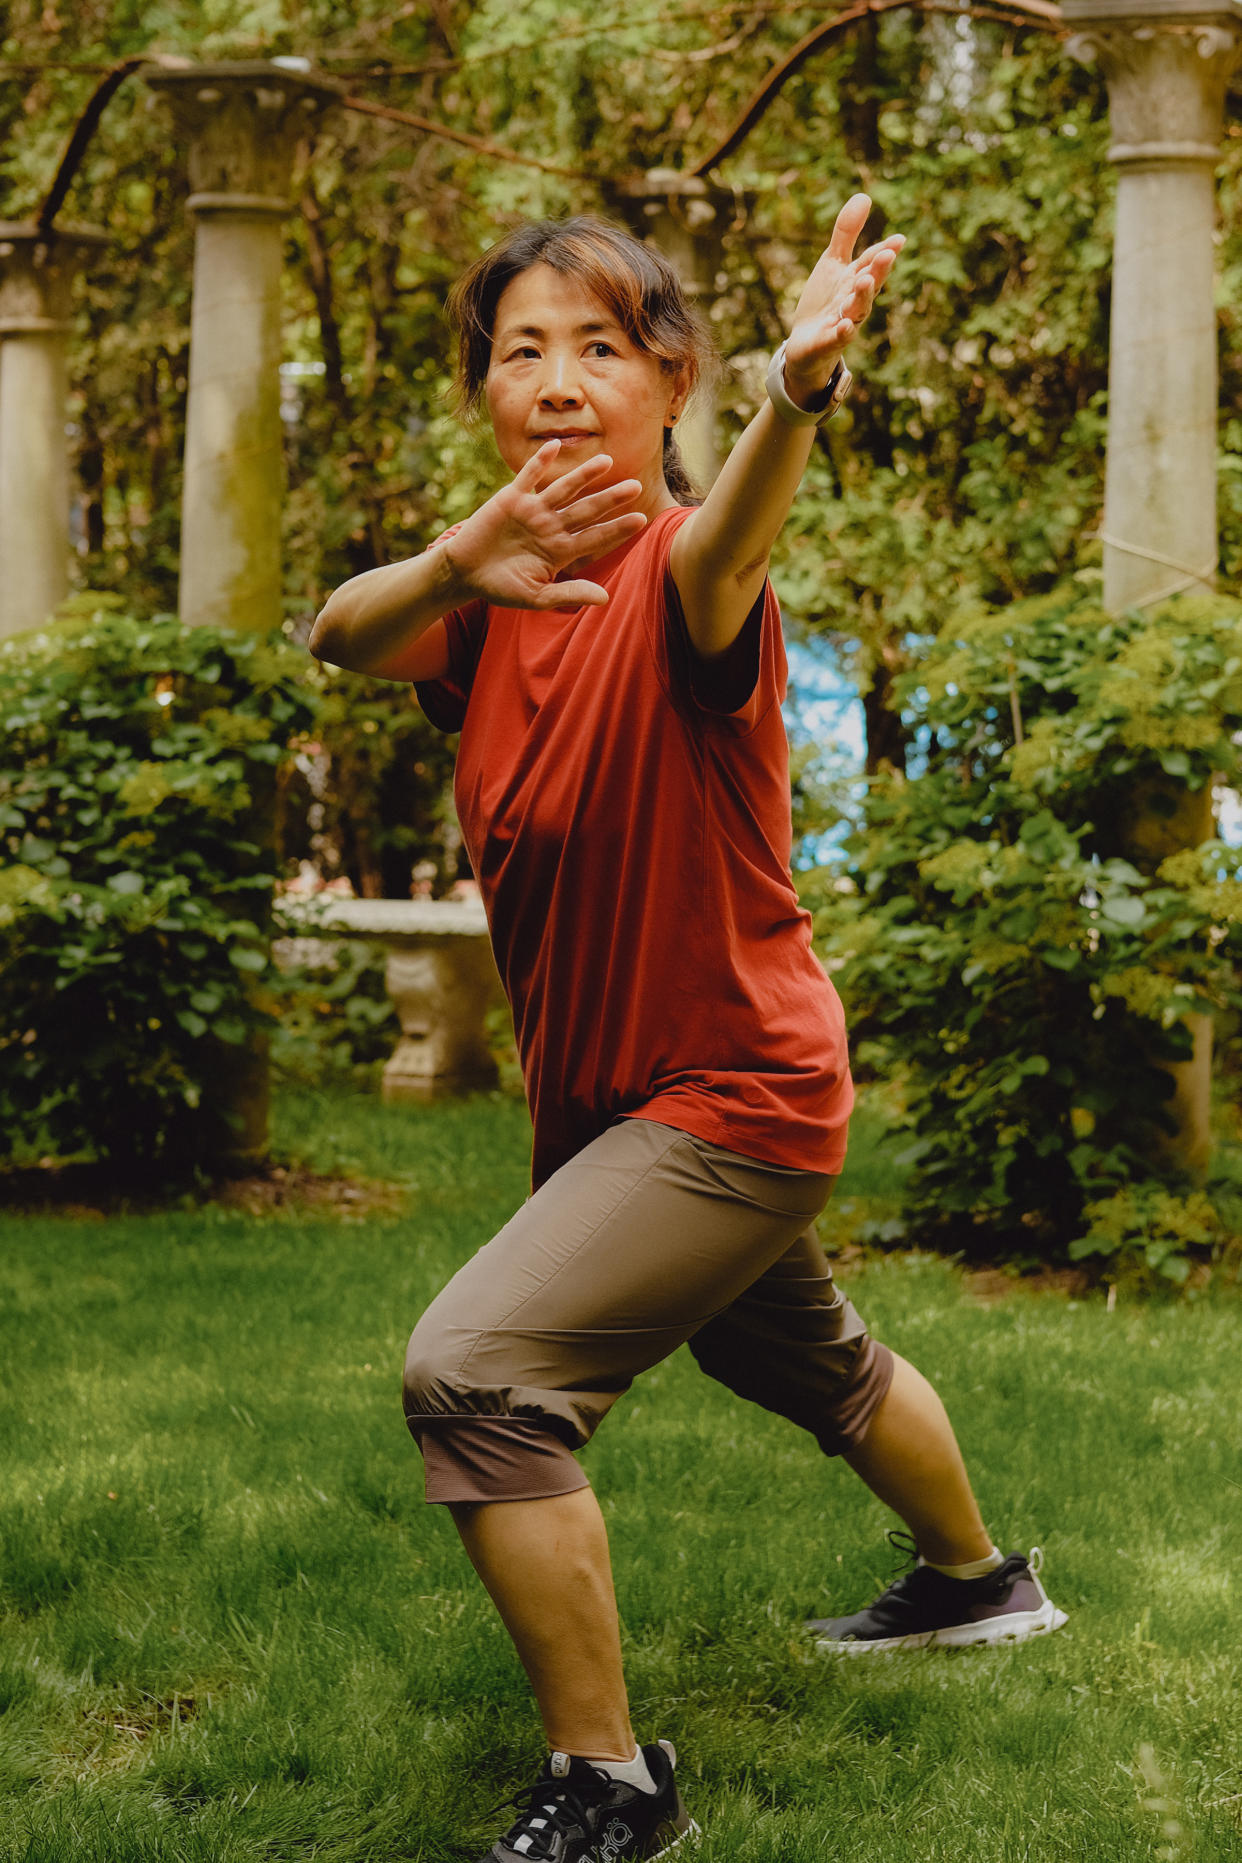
[670,194,905,660]
[309,547,471,682]
[309,444,647,680]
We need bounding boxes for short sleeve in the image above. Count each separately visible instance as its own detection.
[414,600,489,733]
[655,546,784,738]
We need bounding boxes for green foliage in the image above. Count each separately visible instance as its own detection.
[268,938,398,1085]
[280,661,461,899]
[0,598,318,1168]
[817,578,1242,1279]
[10,5,1239,717]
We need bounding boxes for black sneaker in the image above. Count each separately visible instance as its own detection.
[476,1739,698,1861]
[809,1542,1068,1653]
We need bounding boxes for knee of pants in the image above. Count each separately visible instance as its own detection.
[402,1315,469,1429]
[689,1319,892,1457]
[401,1317,592,1505]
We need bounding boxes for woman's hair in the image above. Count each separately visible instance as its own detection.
[446,214,718,506]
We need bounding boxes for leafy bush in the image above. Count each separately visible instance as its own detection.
[816,577,1242,1282]
[269,938,399,1085]
[0,599,318,1169]
[277,658,461,899]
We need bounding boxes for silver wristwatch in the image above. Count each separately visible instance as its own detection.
[765,339,853,427]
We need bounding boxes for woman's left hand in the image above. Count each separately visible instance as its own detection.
[782,194,906,410]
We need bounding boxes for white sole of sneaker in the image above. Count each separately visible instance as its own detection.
[650,1819,702,1856]
[815,1598,1069,1655]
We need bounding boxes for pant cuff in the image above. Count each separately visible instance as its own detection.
[413,1415,592,1505]
[816,1339,896,1456]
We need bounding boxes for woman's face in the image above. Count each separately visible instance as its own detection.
[485,263,687,516]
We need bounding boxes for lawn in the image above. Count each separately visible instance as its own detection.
[0,1086,1239,1862]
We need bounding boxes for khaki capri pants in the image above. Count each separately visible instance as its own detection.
[403,1118,893,1504]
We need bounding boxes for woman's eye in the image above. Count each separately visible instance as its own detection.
[588,342,615,358]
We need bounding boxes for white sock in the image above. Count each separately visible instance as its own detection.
[583,1745,657,1794]
[922,1545,1005,1580]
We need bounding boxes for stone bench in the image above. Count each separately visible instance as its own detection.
[274,896,506,1103]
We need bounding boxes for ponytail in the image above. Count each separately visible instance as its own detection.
[662,427,701,507]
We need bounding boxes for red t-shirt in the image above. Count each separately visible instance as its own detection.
[415,503,853,1189]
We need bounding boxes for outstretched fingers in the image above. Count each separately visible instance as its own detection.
[567,510,649,559]
[558,480,645,535]
[826,192,874,263]
[512,438,568,493]
[540,452,630,510]
[822,240,903,340]
[530,577,612,611]
[514,439,618,499]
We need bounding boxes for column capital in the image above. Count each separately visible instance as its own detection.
[1064,2,1242,164]
[0,222,106,335]
[143,61,343,215]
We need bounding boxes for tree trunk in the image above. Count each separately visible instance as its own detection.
[862,642,909,777]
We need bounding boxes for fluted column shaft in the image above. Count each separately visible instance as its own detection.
[0,225,104,639]
[1066,5,1242,611]
[145,62,341,633]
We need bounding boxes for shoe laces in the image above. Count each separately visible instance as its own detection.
[885,1528,920,1568]
[491,1763,605,1860]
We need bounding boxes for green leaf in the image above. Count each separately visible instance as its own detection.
[175,1009,208,1038]
[107,871,145,896]
[228,945,268,974]
[1100,895,1145,927]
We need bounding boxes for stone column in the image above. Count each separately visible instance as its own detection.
[0,224,105,640]
[1065,0,1242,612]
[1066,0,1242,1176]
[143,64,339,1170]
[612,170,744,492]
[144,62,341,633]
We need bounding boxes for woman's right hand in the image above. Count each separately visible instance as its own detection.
[441,442,648,611]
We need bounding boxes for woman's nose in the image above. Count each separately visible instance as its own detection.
[538,353,584,405]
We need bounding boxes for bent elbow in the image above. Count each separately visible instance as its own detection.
[307,604,339,663]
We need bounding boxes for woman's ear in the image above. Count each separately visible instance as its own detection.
[666,364,692,429]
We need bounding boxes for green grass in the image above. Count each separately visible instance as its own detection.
[1,1087,1239,1861]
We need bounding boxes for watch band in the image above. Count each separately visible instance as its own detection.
[765,339,853,427]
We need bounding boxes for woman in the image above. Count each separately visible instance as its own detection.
[310,197,1065,1862]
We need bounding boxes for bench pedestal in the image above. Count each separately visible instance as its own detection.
[382,936,503,1102]
[275,896,506,1102]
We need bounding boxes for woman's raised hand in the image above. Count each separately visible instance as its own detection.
[442,443,648,611]
[782,194,906,407]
